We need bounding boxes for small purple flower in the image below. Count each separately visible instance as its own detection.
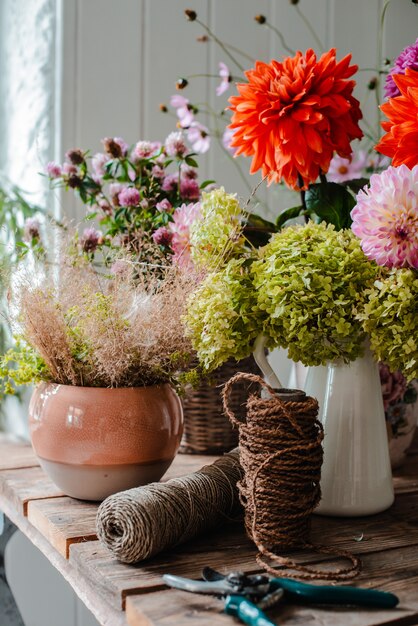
[156,198,172,212]
[165,131,188,157]
[80,227,103,253]
[132,141,154,160]
[24,217,41,241]
[152,226,173,247]
[180,178,200,201]
[180,164,198,180]
[327,151,367,183]
[170,94,194,128]
[62,162,77,176]
[92,153,108,177]
[102,136,128,158]
[385,38,418,99]
[216,61,231,96]
[151,164,165,179]
[45,162,62,179]
[162,173,179,193]
[187,122,210,154]
[222,127,236,155]
[118,187,140,207]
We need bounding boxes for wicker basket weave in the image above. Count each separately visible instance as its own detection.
[180,356,260,454]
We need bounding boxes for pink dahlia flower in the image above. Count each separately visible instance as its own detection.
[216,61,231,96]
[385,38,418,99]
[351,164,418,268]
[118,187,140,207]
[169,202,201,268]
[327,151,367,183]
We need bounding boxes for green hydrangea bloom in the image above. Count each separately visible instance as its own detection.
[184,257,259,370]
[360,269,418,381]
[252,221,378,365]
[190,187,245,270]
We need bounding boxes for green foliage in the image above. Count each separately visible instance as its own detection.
[251,222,379,366]
[189,187,246,270]
[305,182,356,230]
[360,269,418,381]
[0,341,49,397]
[184,257,259,370]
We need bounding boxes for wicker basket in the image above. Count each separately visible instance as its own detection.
[180,356,260,454]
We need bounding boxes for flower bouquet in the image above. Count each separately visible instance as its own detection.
[180,19,418,514]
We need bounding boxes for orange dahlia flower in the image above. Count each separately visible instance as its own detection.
[375,68,418,167]
[228,49,363,190]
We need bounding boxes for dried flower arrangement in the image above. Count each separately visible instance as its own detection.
[0,239,195,394]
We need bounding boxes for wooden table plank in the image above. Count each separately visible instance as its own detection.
[0,435,38,470]
[0,466,64,515]
[126,544,418,626]
[24,453,218,559]
[27,496,99,558]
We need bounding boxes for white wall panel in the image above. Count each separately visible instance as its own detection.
[58,0,418,221]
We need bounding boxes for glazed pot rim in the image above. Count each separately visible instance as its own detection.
[35,381,175,392]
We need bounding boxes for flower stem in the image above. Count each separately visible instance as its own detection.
[294,5,325,53]
[195,18,246,72]
[264,23,295,56]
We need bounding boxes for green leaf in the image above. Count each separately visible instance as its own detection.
[343,178,369,195]
[276,205,304,229]
[200,179,216,189]
[305,182,355,230]
[85,212,98,221]
[246,212,276,232]
[185,156,198,168]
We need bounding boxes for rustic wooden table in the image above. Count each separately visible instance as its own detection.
[1,435,418,626]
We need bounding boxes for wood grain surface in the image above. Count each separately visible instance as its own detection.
[1,440,418,625]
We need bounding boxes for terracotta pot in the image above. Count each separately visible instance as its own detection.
[29,382,183,501]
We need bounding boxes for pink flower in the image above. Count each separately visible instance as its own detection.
[169,202,201,268]
[98,197,112,215]
[62,163,77,176]
[152,226,173,247]
[45,162,62,178]
[24,217,41,241]
[187,122,210,154]
[180,164,198,179]
[102,137,128,158]
[91,153,108,183]
[385,38,418,99]
[180,178,200,201]
[162,173,178,193]
[165,131,188,157]
[80,227,103,253]
[222,127,236,155]
[379,363,408,411]
[170,94,194,128]
[132,141,154,160]
[351,164,418,268]
[156,199,172,212]
[216,62,231,96]
[151,164,165,179]
[118,187,140,207]
[327,151,367,183]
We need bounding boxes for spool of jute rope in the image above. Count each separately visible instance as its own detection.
[222,372,361,581]
[96,449,243,563]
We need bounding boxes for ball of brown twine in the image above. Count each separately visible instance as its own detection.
[222,373,361,580]
[96,449,243,563]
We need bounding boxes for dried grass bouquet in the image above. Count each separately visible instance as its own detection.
[0,238,195,393]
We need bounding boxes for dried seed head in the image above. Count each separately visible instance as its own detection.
[176,78,189,90]
[184,9,197,21]
[159,104,168,113]
[254,14,266,24]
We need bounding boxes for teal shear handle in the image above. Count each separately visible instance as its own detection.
[275,578,399,608]
[225,595,277,626]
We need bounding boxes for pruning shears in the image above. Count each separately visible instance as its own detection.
[163,567,399,626]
